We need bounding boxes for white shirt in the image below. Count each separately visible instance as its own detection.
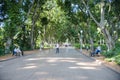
[97,46,101,51]
[14,48,17,52]
[56,44,59,48]
[16,48,21,53]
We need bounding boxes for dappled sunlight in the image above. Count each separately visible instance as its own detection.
[47,59,57,63]
[68,60,102,70]
[79,66,97,69]
[22,65,37,69]
[76,61,100,66]
[69,66,97,70]
[27,58,41,61]
[17,65,38,70]
[25,57,77,61]
[95,60,102,65]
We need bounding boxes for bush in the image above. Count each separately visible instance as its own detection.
[105,57,115,62]
[0,49,4,56]
[74,43,80,49]
[115,55,120,65]
[102,50,115,58]
[101,44,107,50]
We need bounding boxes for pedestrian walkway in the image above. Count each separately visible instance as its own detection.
[0,47,120,80]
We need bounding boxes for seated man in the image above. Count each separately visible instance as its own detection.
[95,46,101,56]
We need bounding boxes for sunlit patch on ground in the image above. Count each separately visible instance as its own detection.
[69,66,97,70]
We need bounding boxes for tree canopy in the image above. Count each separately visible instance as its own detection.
[0,0,120,55]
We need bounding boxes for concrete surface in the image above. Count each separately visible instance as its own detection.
[0,47,120,80]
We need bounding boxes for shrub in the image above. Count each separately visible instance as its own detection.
[101,44,107,50]
[105,57,115,62]
[101,50,115,58]
[0,48,4,56]
[74,43,80,49]
[115,55,120,65]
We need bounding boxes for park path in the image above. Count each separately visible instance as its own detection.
[0,47,120,80]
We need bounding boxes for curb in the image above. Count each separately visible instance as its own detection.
[0,57,16,62]
[0,50,40,62]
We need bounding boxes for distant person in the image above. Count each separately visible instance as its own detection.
[39,42,44,51]
[95,45,101,56]
[86,46,89,51]
[56,43,59,53]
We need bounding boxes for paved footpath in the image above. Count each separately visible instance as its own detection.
[0,47,120,80]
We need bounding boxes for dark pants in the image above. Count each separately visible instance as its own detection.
[56,48,59,53]
[96,50,100,54]
[12,51,17,56]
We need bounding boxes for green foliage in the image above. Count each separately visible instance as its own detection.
[102,42,120,65]
[104,54,120,65]
[105,57,115,62]
[102,50,115,58]
[0,0,119,61]
[115,55,120,65]
[0,48,4,56]
[115,54,120,65]
[101,44,107,50]
[74,43,80,49]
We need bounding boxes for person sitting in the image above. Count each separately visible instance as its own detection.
[13,46,22,56]
[12,47,17,56]
[95,46,101,56]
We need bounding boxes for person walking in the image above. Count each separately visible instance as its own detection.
[56,43,59,53]
[39,42,44,51]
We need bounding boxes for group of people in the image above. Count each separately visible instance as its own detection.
[12,46,23,56]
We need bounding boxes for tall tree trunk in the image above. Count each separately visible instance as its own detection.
[82,0,115,51]
[90,37,94,51]
[100,1,115,50]
[31,20,35,49]
[30,1,40,49]
[102,28,115,51]
[5,38,12,54]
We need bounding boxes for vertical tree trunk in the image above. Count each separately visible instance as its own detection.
[31,20,35,49]
[5,38,12,54]
[100,1,115,51]
[82,0,115,51]
[90,37,94,51]
[30,1,40,49]
[102,28,115,51]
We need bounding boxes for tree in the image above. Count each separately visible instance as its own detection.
[81,0,116,51]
